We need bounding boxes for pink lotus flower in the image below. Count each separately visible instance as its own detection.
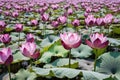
[51,4,59,10]
[0,34,11,44]
[85,15,96,26]
[60,32,81,50]
[0,21,6,32]
[26,33,35,42]
[96,18,105,26]
[57,16,67,24]
[51,21,59,28]
[41,13,49,21]
[31,19,38,26]
[14,24,23,32]
[86,33,109,49]
[20,42,40,59]
[67,8,73,15]
[0,48,13,65]
[12,11,19,17]
[72,19,80,27]
[104,14,113,25]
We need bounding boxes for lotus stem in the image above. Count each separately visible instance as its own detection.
[18,32,20,46]
[7,65,12,80]
[69,49,71,68]
[94,49,98,71]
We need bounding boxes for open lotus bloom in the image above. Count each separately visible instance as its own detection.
[60,32,81,50]
[72,19,80,27]
[0,20,6,32]
[20,42,40,59]
[0,48,13,65]
[86,33,109,49]
[0,34,11,44]
[14,24,23,32]
[26,33,35,42]
[30,19,38,26]
[85,14,96,26]
[57,16,67,24]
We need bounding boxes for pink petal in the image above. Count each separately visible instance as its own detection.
[93,39,102,48]
[22,48,31,58]
[31,51,40,59]
[72,40,81,48]
[61,40,71,50]
[98,41,109,49]
[5,55,13,65]
[86,40,94,48]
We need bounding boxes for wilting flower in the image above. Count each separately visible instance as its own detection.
[51,21,59,28]
[57,16,67,24]
[26,33,35,42]
[72,19,80,27]
[60,32,81,50]
[20,42,40,59]
[14,24,23,32]
[86,33,109,49]
[0,48,13,65]
[85,15,96,26]
[41,13,49,21]
[0,21,6,32]
[0,34,11,44]
[30,19,38,26]
[67,8,73,15]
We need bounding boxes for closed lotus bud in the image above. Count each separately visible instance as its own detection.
[85,15,96,26]
[31,19,38,26]
[0,48,13,65]
[96,18,105,26]
[57,16,67,24]
[41,13,49,21]
[0,21,6,32]
[0,34,11,44]
[86,33,109,49]
[26,33,35,42]
[67,8,73,15]
[14,24,23,32]
[20,42,40,59]
[72,19,80,27]
[51,21,59,28]
[60,32,81,50]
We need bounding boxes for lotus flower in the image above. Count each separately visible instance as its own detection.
[41,13,49,21]
[0,34,11,44]
[104,14,113,25]
[86,33,109,49]
[72,19,80,27]
[60,32,81,50]
[20,42,40,59]
[0,21,6,32]
[30,19,38,26]
[96,18,105,26]
[0,48,13,65]
[57,16,67,24]
[14,24,23,32]
[26,33,35,42]
[85,15,96,26]
[67,8,73,15]
[12,11,19,17]
[51,21,59,28]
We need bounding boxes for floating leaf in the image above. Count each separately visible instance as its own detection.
[96,52,120,79]
[71,44,93,58]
